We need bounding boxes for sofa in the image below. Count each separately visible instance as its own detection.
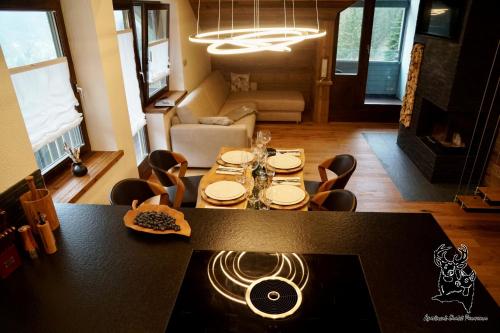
[170,71,305,167]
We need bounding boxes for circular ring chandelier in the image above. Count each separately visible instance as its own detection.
[190,0,326,55]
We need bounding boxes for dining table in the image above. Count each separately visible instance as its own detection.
[196,146,309,211]
[1,204,498,333]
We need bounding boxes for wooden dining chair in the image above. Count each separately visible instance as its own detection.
[148,150,201,208]
[109,178,170,207]
[309,189,357,212]
[304,154,357,195]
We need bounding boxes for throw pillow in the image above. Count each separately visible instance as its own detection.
[199,116,234,126]
[225,105,256,122]
[176,107,198,124]
[230,72,250,92]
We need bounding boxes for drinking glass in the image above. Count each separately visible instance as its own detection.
[266,168,275,185]
[245,178,258,209]
[237,151,250,184]
[259,186,273,210]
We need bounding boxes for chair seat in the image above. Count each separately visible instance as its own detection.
[304,180,321,196]
[166,175,202,207]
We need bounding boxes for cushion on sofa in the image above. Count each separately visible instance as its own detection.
[199,116,234,126]
[226,90,305,112]
[230,72,250,92]
[199,71,230,112]
[176,107,199,124]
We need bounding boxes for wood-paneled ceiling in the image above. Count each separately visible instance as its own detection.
[190,0,356,29]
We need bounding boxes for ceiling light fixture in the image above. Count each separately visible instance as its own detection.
[190,0,326,55]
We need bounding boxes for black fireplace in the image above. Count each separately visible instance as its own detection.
[417,98,468,155]
[398,0,498,185]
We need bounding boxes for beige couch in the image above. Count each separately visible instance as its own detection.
[170,71,305,167]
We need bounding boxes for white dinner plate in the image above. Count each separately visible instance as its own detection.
[266,185,306,206]
[205,181,246,201]
[221,150,255,165]
[267,154,302,170]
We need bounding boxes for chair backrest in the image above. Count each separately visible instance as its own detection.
[148,150,187,187]
[318,154,357,191]
[309,189,357,212]
[110,178,168,206]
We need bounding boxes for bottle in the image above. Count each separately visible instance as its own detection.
[36,212,57,255]
[18,225,38,259]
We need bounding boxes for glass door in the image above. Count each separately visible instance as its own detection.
[330,0,376,120]
[365,0,408,102]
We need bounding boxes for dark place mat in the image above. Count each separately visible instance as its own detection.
[363,132,457,202]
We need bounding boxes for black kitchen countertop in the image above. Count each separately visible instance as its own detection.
[0,204,498,332]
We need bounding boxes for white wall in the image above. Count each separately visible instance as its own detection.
[163,0,185,91]
[61,0,138,204]
[162,0,211,92]
[398,0,420,100]
[0,49,38,193]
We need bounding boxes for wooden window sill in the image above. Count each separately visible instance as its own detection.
[47,151,124,203]
[144,90,187,114]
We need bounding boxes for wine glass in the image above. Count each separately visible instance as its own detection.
[250,146,260,173]
[257,150,268,177]
[258,130,271,147]
[259,186,273,210]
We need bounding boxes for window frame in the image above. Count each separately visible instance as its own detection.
[0,0,91,183]
[140,1,170,105]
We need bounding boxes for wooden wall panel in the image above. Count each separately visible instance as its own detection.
[211,39,317,113]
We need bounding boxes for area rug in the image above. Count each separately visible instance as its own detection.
[363,132,457,202]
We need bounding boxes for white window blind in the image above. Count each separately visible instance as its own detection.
[117,30,147,136]
[9,57,83,152]
[148,39,169,83]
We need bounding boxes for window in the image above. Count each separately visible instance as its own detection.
[133,127,149,165]
[131,3,170,103]
[0,9,87,174]
[369,7,406,62]
[366,0,408,97]
[335,2,364,75]
[0,11,61,68]
[146,8,169,98]
[114,10,130,31]
[114,9,149,167]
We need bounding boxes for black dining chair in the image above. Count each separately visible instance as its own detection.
[304,154,357,195]
[309,189,357,212]
[110,178,170,207]
[148,150,202,208]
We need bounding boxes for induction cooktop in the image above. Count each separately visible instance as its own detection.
[166,250,380,332]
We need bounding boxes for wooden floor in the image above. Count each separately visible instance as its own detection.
[158,122,500,304]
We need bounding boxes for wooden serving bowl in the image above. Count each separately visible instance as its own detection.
[123,203,191,237]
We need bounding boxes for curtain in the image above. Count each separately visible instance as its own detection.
[148,39,169,83]
[10,57,82,152]
[117,30,147,136]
